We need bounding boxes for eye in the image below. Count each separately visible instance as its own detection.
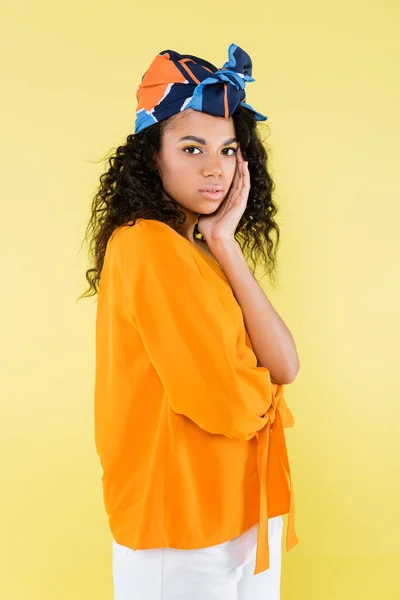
[183,146,202,155]
[182,146,238,155]
[223,147,238,156]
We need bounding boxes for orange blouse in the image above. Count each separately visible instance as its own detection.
[94,218,299,574]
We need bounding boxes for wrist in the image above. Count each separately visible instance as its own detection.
[206,236,242,260]
[206,236,239,250]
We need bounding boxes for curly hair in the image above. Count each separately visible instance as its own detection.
[78,105,281,301]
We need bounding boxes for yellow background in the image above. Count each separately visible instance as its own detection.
[2,1,399,598]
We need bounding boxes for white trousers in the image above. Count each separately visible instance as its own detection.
[112,515,283,600]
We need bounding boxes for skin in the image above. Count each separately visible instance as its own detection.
[155,107,300,383]
[155,107,248,247]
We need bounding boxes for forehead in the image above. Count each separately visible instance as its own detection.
[166,108,236,139]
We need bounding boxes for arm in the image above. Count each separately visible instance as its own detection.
[209,238,300,385]
[111,221,278,440]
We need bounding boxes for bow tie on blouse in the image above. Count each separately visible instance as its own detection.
[254,382,299,574]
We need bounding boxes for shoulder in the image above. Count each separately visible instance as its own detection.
[109,219,199,273]
[109,219,171,257]
[111,218,180,247]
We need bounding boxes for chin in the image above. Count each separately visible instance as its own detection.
[175,197,222,216]
[196,196,225,212]
[197,204,221,214]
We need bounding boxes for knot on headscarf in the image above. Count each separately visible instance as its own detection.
[134,43,267,134]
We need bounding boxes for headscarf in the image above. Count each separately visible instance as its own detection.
[134,43,267,134]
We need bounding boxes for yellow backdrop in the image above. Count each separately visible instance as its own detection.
[2,1,399,598]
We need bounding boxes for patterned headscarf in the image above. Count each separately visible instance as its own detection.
[134,43,267,134]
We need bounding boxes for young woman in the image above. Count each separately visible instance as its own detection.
[80,43,300,600]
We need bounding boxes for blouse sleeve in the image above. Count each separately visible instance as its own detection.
[111,220,275,441]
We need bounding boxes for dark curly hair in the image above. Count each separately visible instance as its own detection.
[78,105,281,301]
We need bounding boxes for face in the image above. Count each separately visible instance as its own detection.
[155,108,238,219]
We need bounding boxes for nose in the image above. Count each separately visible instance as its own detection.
[203,156,223,178]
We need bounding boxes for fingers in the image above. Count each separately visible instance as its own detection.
[238,146,250,189]
[233,149,241,186]
[229,146,249,204]
[237,147,248,194]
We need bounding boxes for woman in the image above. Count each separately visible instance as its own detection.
[80,43,300,599]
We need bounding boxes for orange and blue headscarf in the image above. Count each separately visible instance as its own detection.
[134,43,267,134]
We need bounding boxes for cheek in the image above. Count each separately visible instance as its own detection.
[160,156,193,193]
[171,156,191,177]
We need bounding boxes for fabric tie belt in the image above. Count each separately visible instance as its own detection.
[254,383,299,574]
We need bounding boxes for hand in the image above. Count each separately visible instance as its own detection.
[197,146,250,243]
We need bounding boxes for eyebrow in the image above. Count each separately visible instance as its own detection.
[178,135,238,146]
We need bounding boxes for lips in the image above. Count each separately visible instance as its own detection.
[199,186,224,192]
[198,189,224,200]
